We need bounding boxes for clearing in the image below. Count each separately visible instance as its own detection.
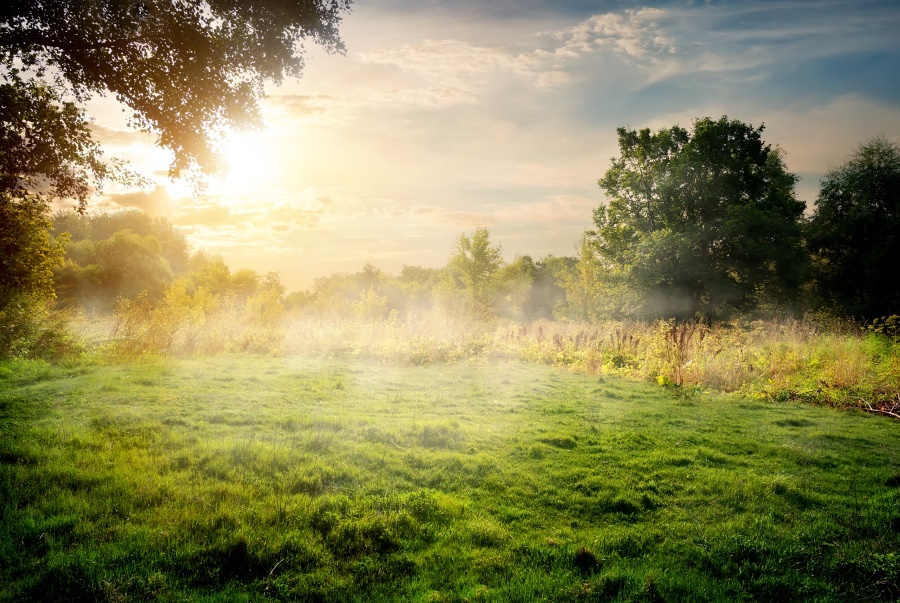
[1,355,898,601]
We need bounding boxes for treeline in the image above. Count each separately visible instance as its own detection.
[2,118,899,358]
[585,120,900,322]
[45,211,576,323]
[50,210,284,313]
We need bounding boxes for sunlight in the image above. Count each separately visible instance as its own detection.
[217,131,279,193]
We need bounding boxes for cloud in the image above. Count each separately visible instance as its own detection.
[88,124,150,147]
[392,194,596,230]
[172,204,232,226]
[546,8,676,61]
[266,94,350,125]
[355,37,578,108]
[106,186,177,215]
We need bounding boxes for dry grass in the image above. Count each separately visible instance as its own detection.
[80,304,899,410]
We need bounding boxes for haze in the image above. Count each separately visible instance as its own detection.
[83,0,900,292]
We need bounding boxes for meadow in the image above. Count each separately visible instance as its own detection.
[2,352,899,602]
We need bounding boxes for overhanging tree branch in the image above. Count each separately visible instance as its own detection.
[0,30,145,51]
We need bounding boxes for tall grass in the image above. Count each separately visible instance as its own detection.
[511,317,899,408]
[281,313,900,409]
[92,301,899,411]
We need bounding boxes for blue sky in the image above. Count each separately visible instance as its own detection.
[89,0,900,290]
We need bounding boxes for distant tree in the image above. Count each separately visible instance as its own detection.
[260,272,286,297]
[358,263,384,291]
[284,289,317,313]
[52,209,190,273]
[51,211,200,310]
[558,235,608,321]
[495,255,535,320]
[533,255,576,320]
[183,251,245,299]
[445,227,504,312]
[56,230,174,310]
[501,254,572,320]
[230,269,262,302]
[806,137,900,318]
[593,116,807,320]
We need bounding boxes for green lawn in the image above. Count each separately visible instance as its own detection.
[1,355,898,602]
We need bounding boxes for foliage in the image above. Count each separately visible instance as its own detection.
[868,315,900,341]
[593,116,807,320]
[510,316,900,408]
[58,230,176,310]
[1,356,898,601]
[0,77,122,206]
[0,194,70,356]
[0,0,351,180]
[500,254,570,320]
[112,278,287,356]
[806,137,900,318]
[557,234,609,321]
[50,210,202,311]
[352,288,389,321]
[52,209,190,272]
[0,1,349,357]
[442,227,505,316]
[0,196,65,310]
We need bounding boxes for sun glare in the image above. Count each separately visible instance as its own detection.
[217,132,279,194]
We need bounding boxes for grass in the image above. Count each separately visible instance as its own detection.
[1,354,899,601]
[93,304,900,409]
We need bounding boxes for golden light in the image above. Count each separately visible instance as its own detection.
[216,131,279,194]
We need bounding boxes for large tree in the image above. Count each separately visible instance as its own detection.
[1,0,350,183]
[0,0,350,355]
[806,137,900,318]
[593,116,807,320]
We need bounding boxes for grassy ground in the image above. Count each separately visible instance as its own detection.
[1,354,899,602]
[90,307,900,409]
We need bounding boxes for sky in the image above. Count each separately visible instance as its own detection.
[85,0,900,292]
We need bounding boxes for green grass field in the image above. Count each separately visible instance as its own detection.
[1,355,899,602]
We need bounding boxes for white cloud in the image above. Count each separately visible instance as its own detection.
[549,8,676,61]
[356,38,572,107]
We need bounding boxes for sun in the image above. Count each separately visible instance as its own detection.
[216,131,279,194]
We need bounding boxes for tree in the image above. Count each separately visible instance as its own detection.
[558,235,606,321]
[445,227,504,312]
[593,116,807,320]
[0,195,68,353]
[1,0,350,182]
[52,209,191,272]
[55,229,174,310]
[1,1,349,354]
[806,137,900,318]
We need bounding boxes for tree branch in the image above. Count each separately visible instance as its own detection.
[0,29,143,51]
[860,397,900,420]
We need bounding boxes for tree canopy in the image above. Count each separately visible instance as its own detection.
[593,116,807,320]
[806,137,900,318]
[0,0,350,355]
[1,0,351,189]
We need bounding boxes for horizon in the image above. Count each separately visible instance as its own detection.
[76,0,900,291]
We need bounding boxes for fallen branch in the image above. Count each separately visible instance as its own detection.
[859,396,900,420]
